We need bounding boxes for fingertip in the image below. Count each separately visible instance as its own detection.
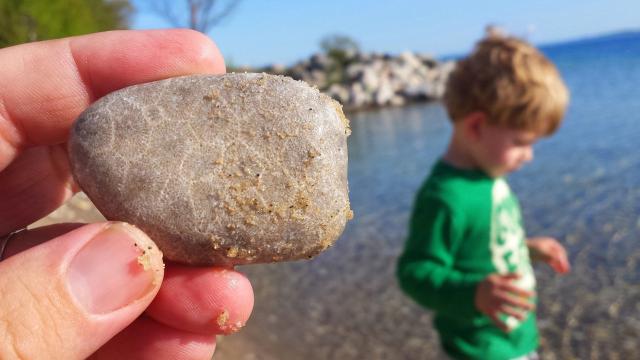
[551,260,570,274]
[163,29,226,74]
[211,268,254,334]
[134,29,226,77]
[146,265,254,335]
[490,315,509,333]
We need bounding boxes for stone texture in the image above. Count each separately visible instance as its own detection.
[69,73,352,266]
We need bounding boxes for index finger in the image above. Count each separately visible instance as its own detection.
[555,246,571,273]
[551,253,571,274]
[496,290,535,311]
[500,282,535,299]
[0,29,225,171]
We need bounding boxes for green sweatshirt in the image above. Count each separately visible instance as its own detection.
[397,160,538,360]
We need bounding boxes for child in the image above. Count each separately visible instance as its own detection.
[396,35,571,360]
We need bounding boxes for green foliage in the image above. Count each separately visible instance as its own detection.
[319,34,360,86]
[0,0,132,48]
[320,34,359,65]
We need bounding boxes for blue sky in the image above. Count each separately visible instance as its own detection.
[131,0,639,67]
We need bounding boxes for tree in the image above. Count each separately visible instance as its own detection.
[319,34,360,86]
[148,0,241,33]
[320,34,360,61]
[0,0,132,48]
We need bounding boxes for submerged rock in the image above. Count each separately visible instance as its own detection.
[69,73,352,266]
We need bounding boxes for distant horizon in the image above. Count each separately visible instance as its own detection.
[235,27,640,66]
[131,0,639,68]
[538,27,640,47]
[440,27,640,61]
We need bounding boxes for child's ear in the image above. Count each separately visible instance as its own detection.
[462,112,487,141]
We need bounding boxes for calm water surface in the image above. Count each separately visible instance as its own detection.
[218,34,640,359]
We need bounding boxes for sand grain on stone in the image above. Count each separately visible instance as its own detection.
[69,73,352,266]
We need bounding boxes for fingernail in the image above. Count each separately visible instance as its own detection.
[67,223,163,314]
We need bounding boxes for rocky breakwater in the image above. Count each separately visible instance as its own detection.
[259,51,455,111]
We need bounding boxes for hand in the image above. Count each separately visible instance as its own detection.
[475,273,535,332]
[527,236,571,274]
[0,30,254,359]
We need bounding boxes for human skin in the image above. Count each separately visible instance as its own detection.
[445,112,571,331]
[0,29,254,359]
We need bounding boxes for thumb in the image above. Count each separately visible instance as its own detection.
[0,222,164,359]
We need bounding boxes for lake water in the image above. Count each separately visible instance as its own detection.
[217,33,640,359]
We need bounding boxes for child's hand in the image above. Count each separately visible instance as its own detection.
[527,237,571,274]
[475,273,535,332]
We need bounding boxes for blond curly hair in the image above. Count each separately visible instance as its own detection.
[444,35,569,135]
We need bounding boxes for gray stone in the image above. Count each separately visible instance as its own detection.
[306,69,327,88]
[326,84,350,105]
[397,51,422,69]
[389,95,406,107]
[348,83,370,108]
[345,63,364,82]
[360,67,381,93]
[309,53,331,70]
[69,73,352,266]
[374,79,395,106]
[402,82,433,101]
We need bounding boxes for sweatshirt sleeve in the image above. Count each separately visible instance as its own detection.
[396,193,485,318]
